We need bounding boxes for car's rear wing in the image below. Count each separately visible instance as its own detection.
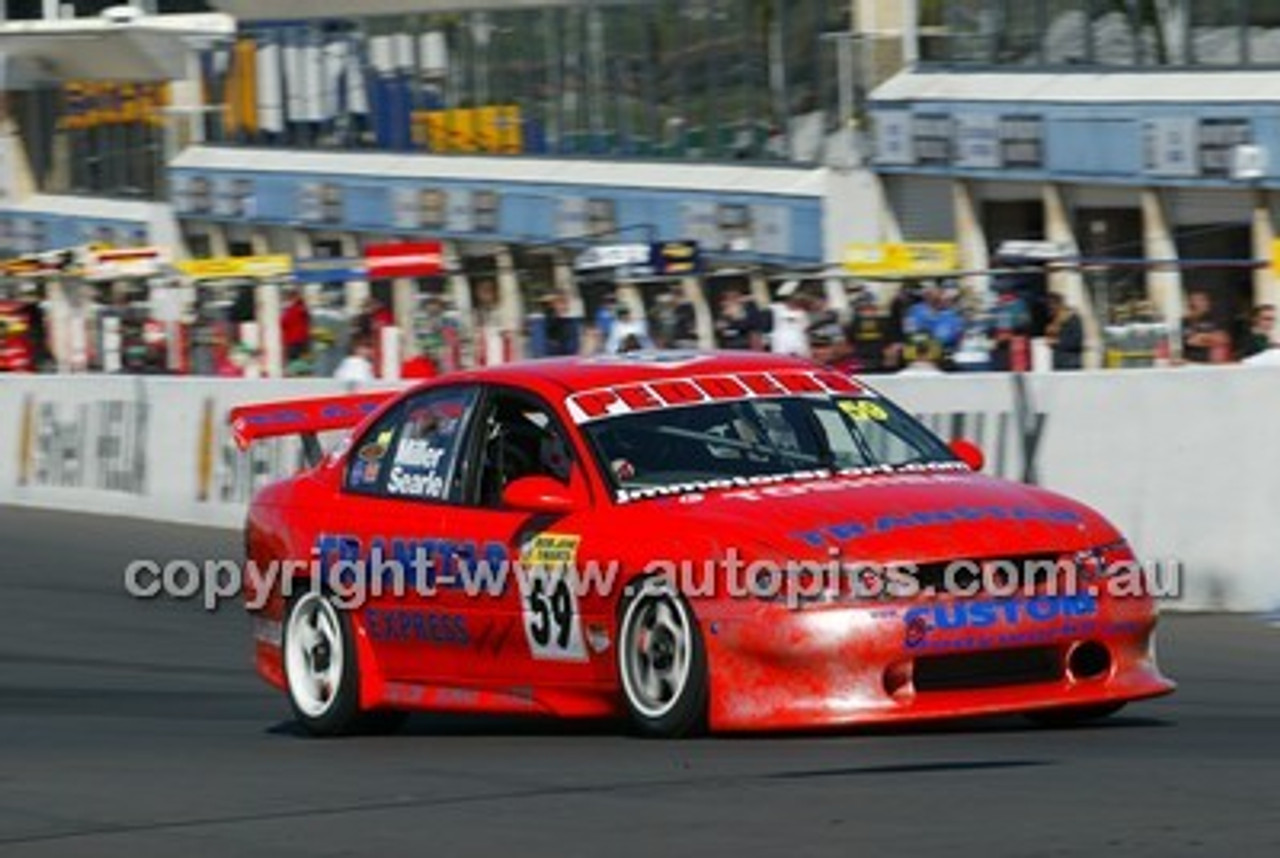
[228,391,396,466]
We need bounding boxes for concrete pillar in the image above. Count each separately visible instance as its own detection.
[340,233,368,316]
[1141,188,1183,353]
[208,225,231,259]
[552,251,584,318]
[250,229,270,255]
[443,241,474,367]
[257,279,284,377]
[1043,183,1102,368]
[874,173,905,243]
[748,268,771,309]
[392,278,417,358]
[46,280,70,373]
[1252,189,1280,310]
[616,283,644,321]
[681,276,714,349]
[494,245,524,360]
[951,179,989,295]
[292,230,312,259]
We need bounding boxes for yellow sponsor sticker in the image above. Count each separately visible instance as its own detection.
[521,533,581,571]
[839,399,889,422]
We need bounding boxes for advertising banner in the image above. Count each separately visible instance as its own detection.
[364,241,444,279]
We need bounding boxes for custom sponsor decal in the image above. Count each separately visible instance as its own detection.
[350,441,387,487]
[386,436,450,499]
[792,505,1083,548]
[619,463,969,505]
[903,593,1098,651]
[364,608,470,646]
[838,398,889,422]
[518,533,587,662]
[566,370,863,424]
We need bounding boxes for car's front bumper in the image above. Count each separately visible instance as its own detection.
[700,592,1175,731]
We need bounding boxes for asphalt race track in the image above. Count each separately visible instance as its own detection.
[0,506,1277,857]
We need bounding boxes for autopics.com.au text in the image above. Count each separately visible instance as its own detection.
[123,546,1183,611]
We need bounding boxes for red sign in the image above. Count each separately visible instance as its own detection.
[364,241,444,279]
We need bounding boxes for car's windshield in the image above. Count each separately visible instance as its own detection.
[584,394,956,495]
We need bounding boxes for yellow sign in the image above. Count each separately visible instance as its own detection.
[59,81,170,130]
[413,105,523,154]
[843,242,959,276]
[177,256,293,280]
[521,533,581,572]
[1270,239,1280,277]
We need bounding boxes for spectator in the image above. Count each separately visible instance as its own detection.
[846,291,890,373]
[1181,291,1230,364]
[543,290,582,357]
[991,285,1032,371]
[1045,292,1085,370]
[904,282,964,357]
[898,332,945,375]
[1241,304,1276,359]
[593,288,618,353]
[604,304,654,353]
[885,281,922,369]
[334,337,376,383]
[714,285,762,350]
[21,286,52,372]
[280,285,312,364]
[355,296,393,344]
[768,281,811,357]
[618,333,645,354]
[649,286,697,349]
[400,353,437,379]
[810,319,857,374]
[951,310,995,373]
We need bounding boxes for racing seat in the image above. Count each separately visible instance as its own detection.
[477,411,561,507]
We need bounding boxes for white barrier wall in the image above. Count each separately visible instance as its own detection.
[0,376,351,530]
[1,368,1277,612]
[875,368,1280,614]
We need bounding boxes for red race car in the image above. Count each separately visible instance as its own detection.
[233,352,1174,737]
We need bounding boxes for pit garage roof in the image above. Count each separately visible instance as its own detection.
[0,12,233,87]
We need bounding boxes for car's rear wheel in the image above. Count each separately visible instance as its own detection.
[617,579,708,738]
[1025,702,1125,727]
[283,590,405,736]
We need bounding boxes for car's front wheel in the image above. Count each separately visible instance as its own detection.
[617,579,708,738]
[283,590,404,736]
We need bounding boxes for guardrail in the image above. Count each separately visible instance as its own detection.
[1,368,1275,612]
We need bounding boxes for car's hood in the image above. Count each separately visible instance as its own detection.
[642,470,1115,565]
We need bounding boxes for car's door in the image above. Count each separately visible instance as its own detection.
[324,383,482,684]
[437,385,611,686]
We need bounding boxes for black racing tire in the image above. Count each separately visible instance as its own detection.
[1024,702,1126,727]
[282,590,406,736]
[617,578,709,738]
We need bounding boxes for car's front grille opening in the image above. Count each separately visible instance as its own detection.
[914,646,1063,692]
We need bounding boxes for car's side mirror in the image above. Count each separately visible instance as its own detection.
[949,439,985,472]
[501,475,581,514]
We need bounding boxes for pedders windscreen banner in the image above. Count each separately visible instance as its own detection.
[364,241,444,279]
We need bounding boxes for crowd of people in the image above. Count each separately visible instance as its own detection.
[2,274,1277,378]
[552,278,1090,376]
